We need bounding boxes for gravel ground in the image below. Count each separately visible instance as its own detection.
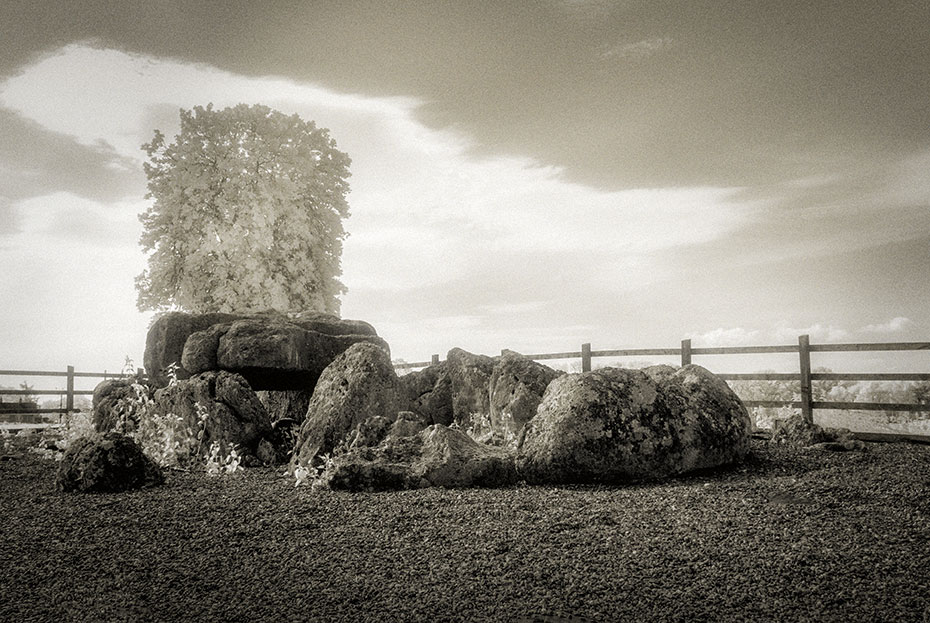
[1,436,929,623]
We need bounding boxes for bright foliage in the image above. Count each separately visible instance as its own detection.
[136,103,351,314]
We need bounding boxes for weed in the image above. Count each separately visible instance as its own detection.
[292,440,348,487]
[464,411,518,448]
[33,359,243,476]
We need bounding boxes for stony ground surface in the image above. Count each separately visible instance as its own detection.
[1,435,929,622]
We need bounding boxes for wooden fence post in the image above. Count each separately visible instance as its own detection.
[798,335,813,423]
[66,365,75,415]
[581,343,591,373]
[431,354,440,365]
[681,339,692,366]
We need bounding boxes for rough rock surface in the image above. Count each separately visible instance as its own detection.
[144,312,240,386]
[388,411,428,440]
[657,365,754,473]
[398,363,453,425]
[399,348,498,429]
[291,342,401,470]
[446,348,496,430]
[337,412,428,454]
[517,365,752,484]
[182,317,390,391]
[56,432,164,493]
[770,413,829,447]
[152,371,272,459]
[145,310,385,389]
[488,352,562,435]
[289,311,378,337]
[343,416,395,449]
[317,424,518,491]
[770,414,862,450]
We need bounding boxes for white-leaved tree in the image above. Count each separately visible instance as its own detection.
[136,103,351,314]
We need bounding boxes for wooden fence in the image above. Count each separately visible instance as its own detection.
[395,335,930,431]
[0,367,136,419]
[4,335,927,429]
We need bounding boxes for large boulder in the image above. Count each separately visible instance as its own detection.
[517,365,752,484]
[290,311,378,337]
[398,362,453,425]
[446,348,495,430]
[152,371,272,459]
[291,342,401,470]
[398,348,496,430]
[414,425,518,488]
[144,312,240,386]
[337,412,428,455]
[181,317,390,391]
[145,311,386,390]
[654,365,753,473]
[488,351,563,437]
[56,432,164,493]
[316,424,518,491]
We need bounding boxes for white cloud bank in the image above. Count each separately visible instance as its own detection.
[693,317,915,348]
[0,43,762,366]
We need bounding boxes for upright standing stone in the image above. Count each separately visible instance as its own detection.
[291,342,400,470]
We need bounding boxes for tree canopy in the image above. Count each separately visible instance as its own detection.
[136,103,351,315]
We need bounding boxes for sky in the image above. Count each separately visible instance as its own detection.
[1,0,929,385]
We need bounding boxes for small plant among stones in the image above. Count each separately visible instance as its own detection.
[292,441,347,487]
[205,442,243,476]
[33,359,243,476]
[460,411,518,448]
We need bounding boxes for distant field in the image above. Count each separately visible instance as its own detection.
[2,435,929,622]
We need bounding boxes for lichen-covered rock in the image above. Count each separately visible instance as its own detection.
[56,432,164,493]
[770,412,829,447]
[291,342,401,470]
[517,365,752,484]
[413,425,517,488]
[659,365,753,473]
[179,322,230,375]
[343,415,395,449]
[152,371,272,459]
[316,424,518,491]
[489,352,562,435]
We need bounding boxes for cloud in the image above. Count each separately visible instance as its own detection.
[0,42,766,364]
[0,108,144,207]
[861,317,913,334]
[773,324,852,344]
[691,327,762,347]
[0,43,755,295]
[602,36,674,60]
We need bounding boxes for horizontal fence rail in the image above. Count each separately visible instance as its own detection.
[0,367,136,419]
[394,336,930,431]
